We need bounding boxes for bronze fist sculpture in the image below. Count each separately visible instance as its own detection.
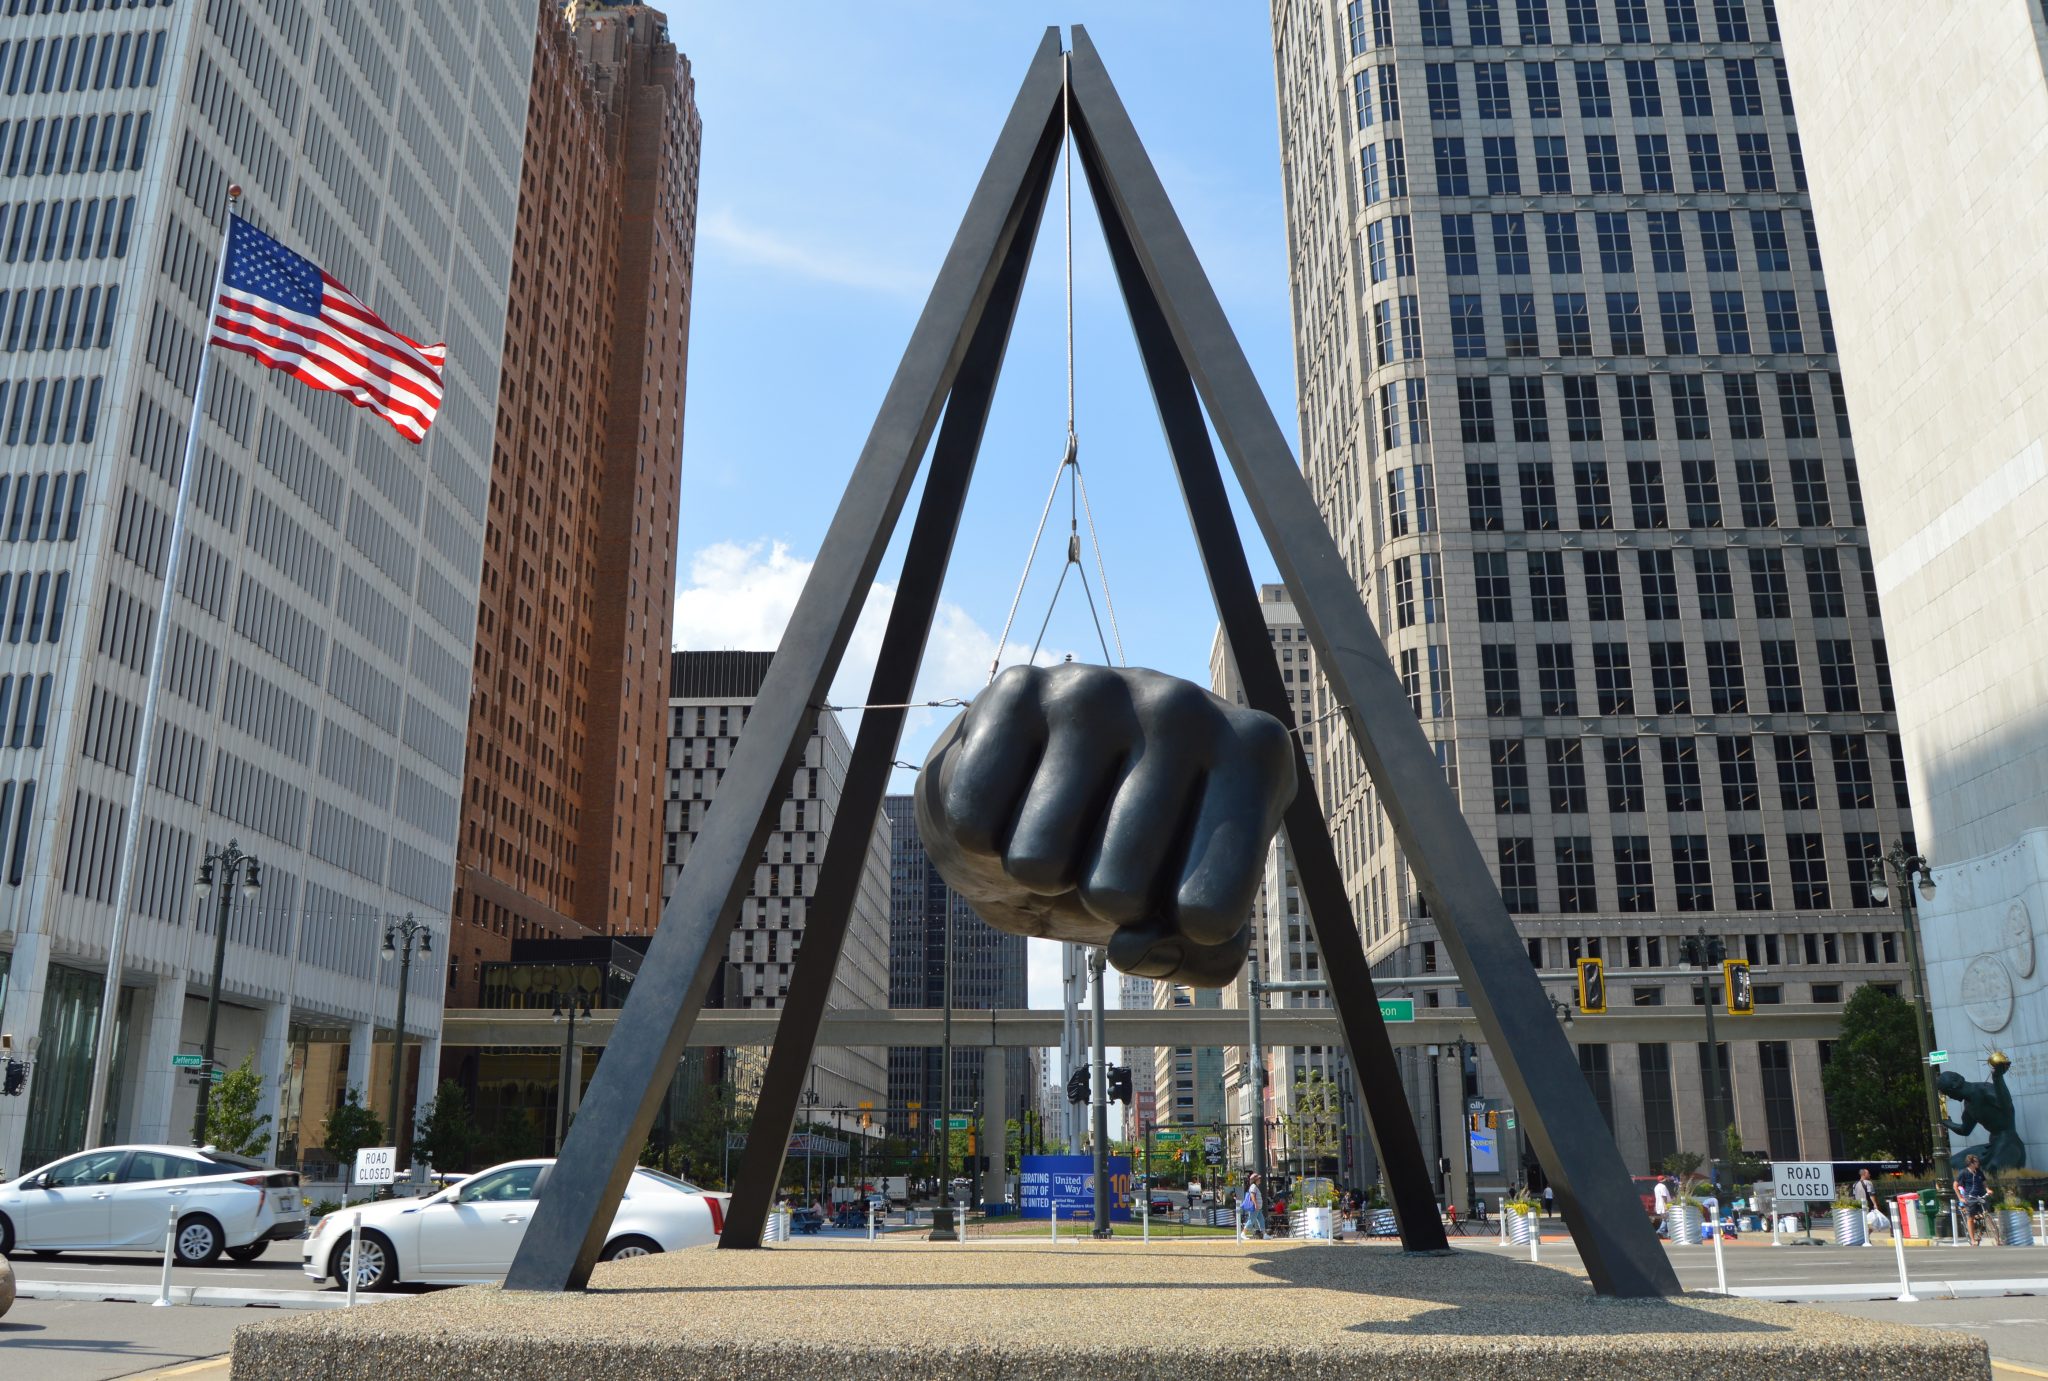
[915,663,1296,987]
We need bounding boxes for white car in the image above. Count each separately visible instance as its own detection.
[0,1144,305,1265]
[303,1159,728,1290]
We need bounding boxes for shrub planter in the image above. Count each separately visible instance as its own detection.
[2000,1209,2035,1247]
[1507,1209,1538,1245]
[1831,1207,1867,1246]
[1667,1202,1704,1245]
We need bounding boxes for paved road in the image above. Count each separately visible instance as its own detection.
[0,1297,246,1381]
[8,1239,318,1295]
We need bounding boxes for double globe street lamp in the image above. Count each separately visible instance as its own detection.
[381,915,433,1160]
[1867,844,1945,1188]
[191,841,261,1147]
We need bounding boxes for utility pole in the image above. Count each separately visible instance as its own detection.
[1680,927,1726,1191]
[1871,844,1949,1190]
[191,841,261,1147]
[380,915,432,1165]
[1090,947,1111,1238]
[931,893,957,1240]
[1061,943,1085,1151]
[1245,945,1269,1194]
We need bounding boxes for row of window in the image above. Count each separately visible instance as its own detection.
[1460,457,1857,534]
[0,467,81,540]
[1438,210,1811,280]
[1417,55,1788,124]
[1460,543,1868,624]
[1,0,174,14]
[0,374,100,445]
[1419,128,1793,199]
[1520,930,1893,973]
[1497,828,1878,917]
[1408,370,1849,449]
[0,110,150,177]
[1350,0,1777,53]
[1413,634,1881,724]
[0,672,48,749]
[0,283,117,352]
[0,194,134,262]
[1438,288,1829,364]
[0,566,67,643]
[0,27,162,94]
[1490,734,1901,818]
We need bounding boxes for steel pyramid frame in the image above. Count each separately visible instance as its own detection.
[505,27,1679,1300]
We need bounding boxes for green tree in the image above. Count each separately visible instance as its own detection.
[322,1087,385,1194]
[1282,1070,1343,1175]
[410,1080,482,1174]
[203,1054,271,1158]
[1820,985,1931,1164]
[1659,1150,1705,1188]
[1722,1123,1768,1185]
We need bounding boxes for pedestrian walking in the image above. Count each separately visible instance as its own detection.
[1542,1183,1555,1219]
[1240,1174,1268,1239]
[1850,1168,1888,1244]
[1958,1155,1991,1246]
[1652,1175,1672,1237]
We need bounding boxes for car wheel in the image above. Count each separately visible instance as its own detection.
[335,1231,398,1292]
[225,1242,268,1264]
[0,1211,11,1256]
[175,1215,224,1267]
[598,1234,662,1263]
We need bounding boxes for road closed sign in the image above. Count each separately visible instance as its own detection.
[354,1146,397,1186]
[1770,1161,1834,1202]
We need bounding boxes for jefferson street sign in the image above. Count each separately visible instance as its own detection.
[1378,999,1415,1022]
[171,1054,204,1067]
[1927,1050,1950,1065]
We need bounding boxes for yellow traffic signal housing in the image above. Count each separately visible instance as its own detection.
[1576,956,1606,1014]
[1724,959,1754,1015]
[1485,1109,1498,1129]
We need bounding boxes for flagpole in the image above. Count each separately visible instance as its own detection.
[82,185,242,1150]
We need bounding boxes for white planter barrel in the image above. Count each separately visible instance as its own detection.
[1508,1210,1537,1245]
[1832,1207,1867,1246]
[2001,1209,2035,1247]
[1667,1203,1703,1245]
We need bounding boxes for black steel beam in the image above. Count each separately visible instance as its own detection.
[718,147,1054,1249]
[1080,137,1447,1253]
[504,28,1070,1293]
[1065,25,1678,1298]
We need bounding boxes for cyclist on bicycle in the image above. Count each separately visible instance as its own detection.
[1957,1153,1992,1246]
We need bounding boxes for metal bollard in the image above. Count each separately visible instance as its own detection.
[153,1207,178,1307]
[1051,1201,1059,1245]
[1527,1209,1540,1264]
[1142,1194,1149,1244]
[346,1211,363,1308]
[1711,1208,1729,1293]
[867,1199,876,1243]
[1498,1198,1508,1247]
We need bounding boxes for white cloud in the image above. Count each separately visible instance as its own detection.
[699,206,929,298]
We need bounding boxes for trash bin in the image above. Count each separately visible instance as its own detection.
[1894,1192,1933,1240]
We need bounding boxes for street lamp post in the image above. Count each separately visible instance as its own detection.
[1869,843,1946,1189]
[931,892,957,1241]
[1455,1037,1477,1217]
[380,915,432,1163]
[800,1082,820,1205]
[190,841,261,1147]
[1679,927,1727,1191]
[551,988,593,1155]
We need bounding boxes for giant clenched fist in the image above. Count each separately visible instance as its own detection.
[915,663,1296,987]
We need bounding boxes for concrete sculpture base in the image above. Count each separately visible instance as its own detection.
[0,1251,13,1318]
[231,1240,1987,1380]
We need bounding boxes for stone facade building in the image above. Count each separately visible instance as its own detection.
[1269,0,1912,1181]
[0,0,530,1174]
[1776,0,2048,1162]
[448,0,698,1003]
[662,651,888,1116]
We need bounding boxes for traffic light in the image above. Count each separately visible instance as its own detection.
[1109,1065,1133,1105]
[1485,1110,1498,1129]
[1576,956,1606,1014]
[1724,959,1754,1015]
[1066,1067,1090,1104]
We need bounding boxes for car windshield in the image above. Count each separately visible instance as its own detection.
[632,1167,705,1194]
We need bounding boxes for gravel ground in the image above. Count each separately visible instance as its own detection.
[232,1239,1990,1380]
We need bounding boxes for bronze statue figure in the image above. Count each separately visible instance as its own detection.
[916,662,1296,987]
[1939,1051,2026,1174]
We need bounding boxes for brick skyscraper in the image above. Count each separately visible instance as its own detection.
[450,1,699,1001]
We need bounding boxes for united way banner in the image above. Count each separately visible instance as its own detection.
[1019,1154,1133,1221]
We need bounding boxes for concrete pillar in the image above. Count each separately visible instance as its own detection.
[346,1018,372,1101]
[1790,1039,1833,1159]
[1605,1043,1648,1174]
[980,1049,1006,1207]
[256,998,291,1164]
[1725,1040,1763,1159]
[0,929,51,1174]
[412,1032,442,1127]
[128,974,189,1146]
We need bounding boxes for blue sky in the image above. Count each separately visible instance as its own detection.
[666,10,1298,1011]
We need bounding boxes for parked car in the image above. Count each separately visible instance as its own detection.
[0,1144,304,1265]
[303,1159,728,1290]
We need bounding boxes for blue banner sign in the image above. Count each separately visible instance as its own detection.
[1019,1154,1133,1221]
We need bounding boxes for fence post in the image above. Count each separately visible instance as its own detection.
[346,1211,363,1309]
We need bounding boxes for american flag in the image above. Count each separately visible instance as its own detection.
[207,216,445,443]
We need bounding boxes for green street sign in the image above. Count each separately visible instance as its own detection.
[1152,1130,1183,1141]
[171,1054,205,1068]
[1504,1113,1517,1130]
[1927,1050,1949,1065]
[1378,998,1415,1023]
[945,1116,970,1129]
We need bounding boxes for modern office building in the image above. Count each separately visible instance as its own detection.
[662,652,889,1115]
[1152,980,1228,1132]
[447,1,698,1003]
[0,0,531,1174]
[1269,0,1912,1181]
[1117,969,1156,1129]
[882,793,1029,1139]
[1775,1,2048,1152]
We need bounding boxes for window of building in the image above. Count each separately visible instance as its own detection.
[1459,377,1497,442]
[1693,547,1734,616]
[1649,642,1690,713]
[1717,734,1759,812]
[1673,834,1713,911]
[1614,833,1654,910]
[1831,732,1874,809]
[1593,641,1634,714]
[1582,549,1624,619]
[1730,834,1771,909]
[1443,213,1478,275]
[1529,550,1569,620]
[1547,738,1588,813]
[1608,294,1646,358]
[1518,461,1558,529]
[1508,374,1549,438]
[1492,738,1530,813]
[1605,737,1645,813]
[1555,294,1592,357]
[1524,59,1562,118]
[1774,732,1816,809]
[1498,836,1539,912]
[1535,641,1578,714]
[1466,461,1503,529]
[1705,641,1745,711]
[1481,642,1521,716]
[1639,548,1679,616]
[1492,211,1530,274]
[1475,550,1513,622]
[1787,833,1829,908]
